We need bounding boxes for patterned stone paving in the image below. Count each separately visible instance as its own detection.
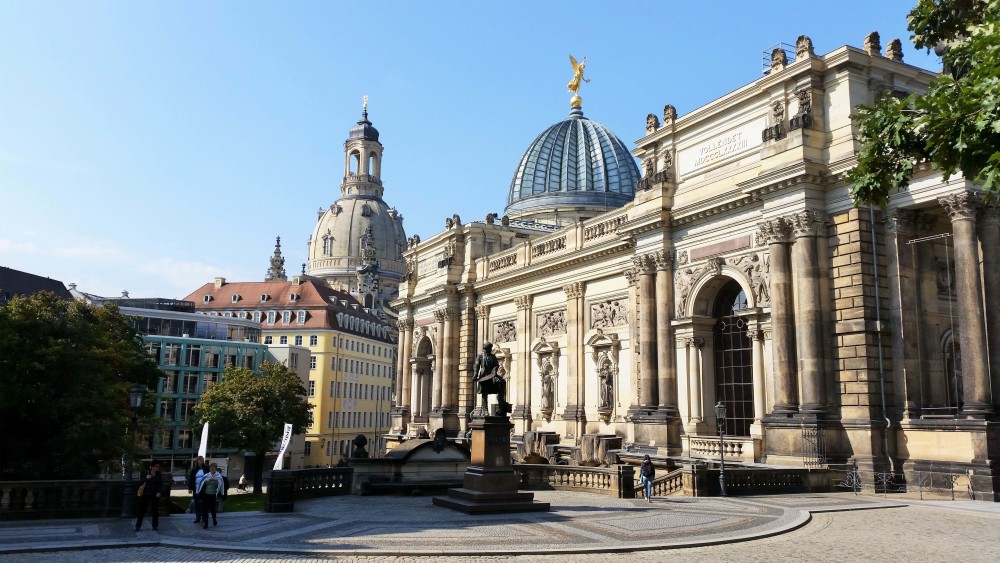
[2,491,982,559]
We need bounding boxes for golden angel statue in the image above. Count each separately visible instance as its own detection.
[567,55,590,94]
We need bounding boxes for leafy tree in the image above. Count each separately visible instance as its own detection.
[194,361,311,494]
[847,0,1000,206]
[0,292,160,479]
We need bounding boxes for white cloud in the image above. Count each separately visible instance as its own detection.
[0,238,39,254]
[51,245,121,261]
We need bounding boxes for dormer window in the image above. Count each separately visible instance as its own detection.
[203,295,213,303]
[290,293,300,302]
[322,232,333,256]
[297,310,307,324]
[267,311,277,324]
[282,310,292,324]
[231,294,241,303]
[252,311,262,323]
[260,294,270,302]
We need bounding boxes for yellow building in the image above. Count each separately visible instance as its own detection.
[185,275,396,466]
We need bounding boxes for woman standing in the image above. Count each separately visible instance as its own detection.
[639,455,655,503]
[134,461,163,531]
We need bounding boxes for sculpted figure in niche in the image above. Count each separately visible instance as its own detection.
[644,158,655,177]
[540,360,554,411]
[772,101,785,125]
[598,355,613,409]
[795,35,814,60]
[745,254,770,304]
[770,48,787,71]
[472,341,512,415]
[662,151,673,174]
[646,113,659,134]
[675,269,694,317]
[885,38,904,62]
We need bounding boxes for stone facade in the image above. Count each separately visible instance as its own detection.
[388,38,1000,500]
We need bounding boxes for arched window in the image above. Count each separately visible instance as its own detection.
[349,151,360,174]
[367,152,376,175]
[713,279,753,437]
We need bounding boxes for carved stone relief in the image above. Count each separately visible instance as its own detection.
[590,300,628,329]
[645,113,659,134]
[795,35,814,59]
[493,320,517,343]
[674,250,771,315]
[537,310,567,337]
[770,48,787,71]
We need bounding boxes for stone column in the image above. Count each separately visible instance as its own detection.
[979,203,1000,409]
[687,337,705,422]
[884,210,923,417]
[513,295,533,423]
[562,282,586,439]
[441,305,457,411]
[655,250,678,415]
[751,329,767,428]
[792,211,826,414]
[939,192,993,416]
[397,317,414,411]
[432,309,446,410]
[759,218,798,413]
[633,254,658,407]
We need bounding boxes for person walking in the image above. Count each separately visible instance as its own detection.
[188,456,207,523]
[639,454,655,503]
[237,473,248,492]
[196,462,224,529]
[134,461,163,531]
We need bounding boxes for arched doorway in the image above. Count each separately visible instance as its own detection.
[713,279,753,437]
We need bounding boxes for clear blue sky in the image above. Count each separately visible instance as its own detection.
[1,1,935,299]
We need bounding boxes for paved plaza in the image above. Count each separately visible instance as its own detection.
[1,491,998,562]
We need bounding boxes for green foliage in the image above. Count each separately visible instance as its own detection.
[848,0,1000,205]
[0,293,160,479]
[193,361,311,492]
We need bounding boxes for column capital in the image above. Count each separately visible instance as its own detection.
[631,253,657,274]
[884,208,918,235]
[981,201,1000,225]
[563,282,585,299]
[397,318,415,331]
[939,190,981,221]
[474,304,490,318]
[654,250,673,271]
[433,308,455,322]
[758,217,792,244]
[685,336,705,348]
[514,295,533,310]
[623,268,639,287]
[791,210,827,238]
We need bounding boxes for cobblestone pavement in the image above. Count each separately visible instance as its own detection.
[2,493,998,562]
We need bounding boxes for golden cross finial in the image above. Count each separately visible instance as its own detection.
[363,95,368,111]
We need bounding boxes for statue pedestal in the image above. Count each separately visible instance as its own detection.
[433,415,549,514]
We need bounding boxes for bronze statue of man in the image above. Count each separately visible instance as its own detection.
[472,341,512,415]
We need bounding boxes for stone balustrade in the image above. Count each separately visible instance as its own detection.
[0,480,132,520]
[514,464,635,498]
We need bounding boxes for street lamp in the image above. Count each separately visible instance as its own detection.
[121,384,147,518]
[714,401,728,497]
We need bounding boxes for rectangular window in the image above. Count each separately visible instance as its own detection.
[185,345,202,367]
[328,411,333,429]
[159,398,176,421]
[264,335,273,344]
[282,311,291,324]
[309,335,318,346]
[177,429,193,449]
[253,311,262,323]
[307,411,314,428]
[308,380,315,397]
[330,381,334,397]
[244,355,254,370]
[180,399,197,421]
[297,310,306,324]
[295,335,303,346]
[182,373,199,394]
[158,428,174,449]
[279,335,288,344]
[290,353,298,369]
[165,344,181,366]
[326,441,331,456]
[267,311,276,324]
[304,441,312,455]
[310,356,317,369]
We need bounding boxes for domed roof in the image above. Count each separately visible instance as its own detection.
[349,109,379,142]
[308,196,406,283]
[505,106,639,220]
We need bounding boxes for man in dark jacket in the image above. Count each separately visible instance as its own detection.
[135,461,164,531]
[188,456,208,523]
[639,455,655,502]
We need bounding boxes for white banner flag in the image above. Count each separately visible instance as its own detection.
[273,423,293,471]
[197,422,209,459]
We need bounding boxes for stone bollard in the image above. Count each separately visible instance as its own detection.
[265,472,296,513]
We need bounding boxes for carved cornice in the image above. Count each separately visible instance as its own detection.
[791,210,827,238]
[939,191,981,221]
[563,282,585,299]
[758,217,793,244]
[514,295,533,310]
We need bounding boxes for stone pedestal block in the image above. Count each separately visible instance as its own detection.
[433,415,549,514]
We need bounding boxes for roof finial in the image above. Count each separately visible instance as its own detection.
[567,55,589,108]
[265,236,287,281]
[362,94,368,119]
